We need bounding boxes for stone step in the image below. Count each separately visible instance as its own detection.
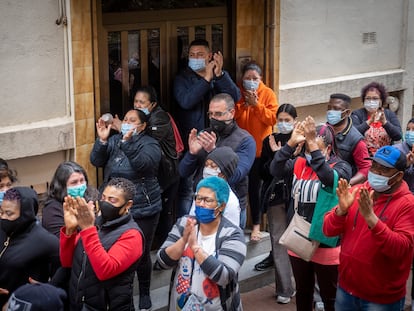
[133,231,274,310]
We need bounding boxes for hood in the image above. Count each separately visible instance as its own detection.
[12,187,37,225]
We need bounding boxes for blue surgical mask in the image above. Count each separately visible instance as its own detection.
[326,110,343,125]
[277,121,294,134]
[243,80,259,91]
[0,191,5,205]
[368,171,395,192]
[195,205,218,224]
[67,183,87,198]
[188,58,206,72]
[364,100,380,113]
[405,131,414,147]
[138,107,150,115]
[121,123,136,136]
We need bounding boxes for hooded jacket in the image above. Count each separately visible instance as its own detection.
[0,187,60,306]
[323,181,414,304]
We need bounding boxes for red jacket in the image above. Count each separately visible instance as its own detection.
[323,181,414,304]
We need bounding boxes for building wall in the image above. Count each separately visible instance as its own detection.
[278,0,414,128]
[280,0,404,84]
[0,0,74,188]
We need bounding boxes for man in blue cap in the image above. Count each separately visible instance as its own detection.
[323,145,414,310]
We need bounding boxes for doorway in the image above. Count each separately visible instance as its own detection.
[98,4,230,118]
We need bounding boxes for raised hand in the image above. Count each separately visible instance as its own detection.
[358,187,374,218]
[182,217,197,243]
[188,128,203,155]
[336,178,358,215]
[269,135,282,152]
[197,130,217,153]
[287,121,306,147]
[96,118,112,142]
[303,116,316,141]
[63,196,79,235]
[74,197,95,230]
[212,51,224,76]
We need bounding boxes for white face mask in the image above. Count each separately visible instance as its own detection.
[364,100,380,113]
[203,166,221,178]
[277,121,294,134]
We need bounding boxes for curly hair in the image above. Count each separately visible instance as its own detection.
[361,81,388,103]
[106,177,136,201]
[3,188,20,202]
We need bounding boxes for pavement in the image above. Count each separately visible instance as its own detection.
[240,272,413,311]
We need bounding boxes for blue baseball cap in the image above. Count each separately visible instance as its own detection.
[367,146,406,171]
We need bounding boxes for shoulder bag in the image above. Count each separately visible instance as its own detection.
[279,189,319,262]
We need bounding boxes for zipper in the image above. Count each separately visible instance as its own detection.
[0,237,10,258]
[76,250,88,303]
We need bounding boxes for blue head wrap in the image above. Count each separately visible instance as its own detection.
[195,176,230,206]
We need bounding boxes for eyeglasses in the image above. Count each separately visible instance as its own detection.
[207,110,229,118]
[194,194,217,206]
[365,97,380,101]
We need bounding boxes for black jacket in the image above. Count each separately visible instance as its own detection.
[147,105,179,191]
[90,132,162,218]
[0,187,60,306]
[69,215,141,311]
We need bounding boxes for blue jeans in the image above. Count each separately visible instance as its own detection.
[335,287,405,311]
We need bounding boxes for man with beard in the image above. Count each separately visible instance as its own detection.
[60,177,143,311]
[178,93,255,228]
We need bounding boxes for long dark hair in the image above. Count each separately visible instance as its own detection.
[48,161,88,202]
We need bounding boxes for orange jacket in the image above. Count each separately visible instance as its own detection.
[235,81,278,157]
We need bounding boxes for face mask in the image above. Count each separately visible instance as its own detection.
[67,183,87,198]
[188,58,206,72]
[368,171,397,192]
[121,123,136,136]
[209,118,230,134]
[203,167,221,178]
[277,121,294,134]
[326,110,344,125]
[195,205,218,224]
[0,218,26,236]
[0,191,5,205]
[138,107,150,115]
[242,80,259,91]
[305,153,312,164]
[405,131,414,147]
[99,200,124,222]
[364,100,380,113]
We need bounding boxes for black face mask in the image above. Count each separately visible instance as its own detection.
[99,200,124,222]
[210,118,231,134]
[0,218,27,236]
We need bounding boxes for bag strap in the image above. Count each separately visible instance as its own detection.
[293,188,300,213]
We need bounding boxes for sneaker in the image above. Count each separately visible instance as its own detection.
[139,295,152,311]
[254,254,274,271]
[276,295,291,304]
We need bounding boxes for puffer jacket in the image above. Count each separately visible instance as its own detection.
[90,131,162,218]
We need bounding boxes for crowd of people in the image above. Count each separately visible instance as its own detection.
[1,38,414,311]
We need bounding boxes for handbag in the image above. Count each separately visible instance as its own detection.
[309,170,339,247]
[279,189,319,262]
